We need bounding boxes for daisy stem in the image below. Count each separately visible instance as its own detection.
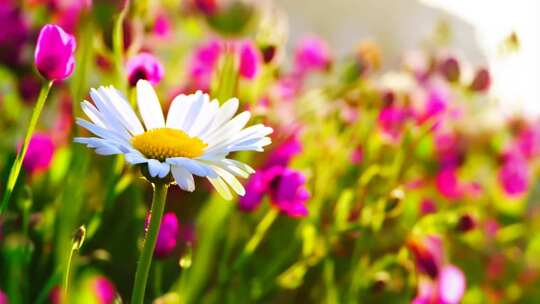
[131,182,169,304]
[0,81,53,214]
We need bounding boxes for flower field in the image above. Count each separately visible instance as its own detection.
[1,1,539,303]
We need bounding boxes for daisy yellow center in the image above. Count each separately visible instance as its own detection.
[131,128,207,161]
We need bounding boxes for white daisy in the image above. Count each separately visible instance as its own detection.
[75,79,273,200]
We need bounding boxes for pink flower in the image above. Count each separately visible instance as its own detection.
[378,104,410,141]
[417,88,448,124]
[438,57,460,83]
[93,276,116,304]
[19,133,55,174]
[350,146,364,165]
[0,2,29,68]
[34,24,76,81]
[126,52,164,87]
[267,167,310,218]
[194,0,218,15]
[435,167,464,200]
[153,13,172,38]
[146,212,179,258]
[413,265,466,304]
[407,235,443,278]
[293,35,331,75]
[240,167,310,218]
[434,132,461,167]
[0,289,7,304]
[238,171,267,212]
[187,39,222,91]
[420,199,437,215]
[264,136,303,169]
[238,40,261,80]
[516,125,540,159]
[498,152,529,197]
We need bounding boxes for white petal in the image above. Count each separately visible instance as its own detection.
[147,159,170,178]
[81,100,106,128]
[182,91,205,133]
[166,94,192,130]
[203,111,251,144]
[125,152,147,164]
[190,99,219,137]
[211,165,245,196]
[171,166,195,192]
[102,86,145,135]
[137,80,165,130]
[199,97,239,138]
[207,176,232,200]
[76,118,131,147]
[166,157,217,178]
[90,88,132,140]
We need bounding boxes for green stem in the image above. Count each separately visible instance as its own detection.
[131,182,169,304]
[63,245,76,300]
[1,81,53,214]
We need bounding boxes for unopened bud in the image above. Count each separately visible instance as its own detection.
[72,225,86,251]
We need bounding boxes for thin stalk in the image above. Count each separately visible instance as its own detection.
[1,81,53,214]
[131,183,169,304]
[221,208,278,286]
[63,246,76,300]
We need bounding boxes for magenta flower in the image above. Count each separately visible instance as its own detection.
[516,125,540,159]
[435,166,464,200]
[19,133,55,174]
[0,2,29,67]
[0,289,6,304]
[498,151,529,197]
[407,235,443,278]
[238,171,267,212]
[293,35,331,75]
[350,146,364,165]
[153,13,172,38]
[419,198,437,215]
[378,104,410,141]
[238,40,261,80]
[412,265,466,304]
[34,24,76,81]
[416,88,448,124]
[187,39,222,91]
[152,212,179,258]
[267,167,310,218]
[126,52,164,87]
[93,276,116,304]
[264,136,303,169]
[434,132,461,167]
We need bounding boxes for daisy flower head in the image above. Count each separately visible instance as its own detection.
[75,80,273,199]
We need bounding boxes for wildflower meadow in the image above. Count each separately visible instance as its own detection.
[1,0,539,303]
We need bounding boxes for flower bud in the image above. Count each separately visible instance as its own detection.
[439,57,460,82]
[470,68,491,92]
[34,24,76,81]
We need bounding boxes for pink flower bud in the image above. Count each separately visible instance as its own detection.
[34,24,76,81]
[126,53,164,87]
[93,276,116,304]
[19,133,55,174]
[470,68,491,92]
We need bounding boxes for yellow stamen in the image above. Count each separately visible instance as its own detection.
[131,128,207,161]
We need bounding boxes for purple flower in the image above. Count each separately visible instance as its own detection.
[154,212,179,258]
[293,35,331,75]
[238,40,261,80]
[435,166,464,200]
[126,52,164,87]
[19,133,55,174]
[153,13,172,38]
[238,171,267,212]
[434,132,461,167]
[516,125,540,159]
[498,151,529,197]
[417,88,448,124]
[34,24,76,81]
[267,167,310,218]
[0,3,29,67]
[93,276,116,304]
